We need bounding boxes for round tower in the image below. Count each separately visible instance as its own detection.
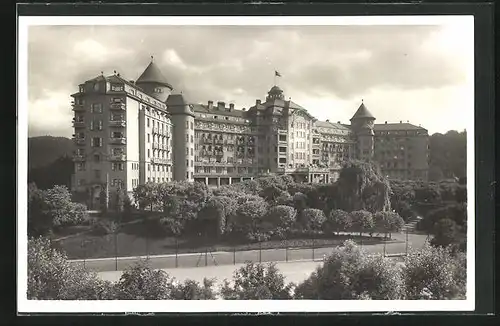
[350,100,376,161]
[135,56,173,102]
[166,93,195,181]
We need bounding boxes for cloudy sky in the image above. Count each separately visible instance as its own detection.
[26,22,473,137]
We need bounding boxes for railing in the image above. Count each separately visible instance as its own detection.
[110,102,126,110]
[109,137,126,145]
[74,138,86,146]
[109,120,126,128]
[109,154,126,161]
[72,104,85,112]
[73,121,85,128]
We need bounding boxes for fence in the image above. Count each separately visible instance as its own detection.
[69,228,427,273]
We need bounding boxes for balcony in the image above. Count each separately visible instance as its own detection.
[72,103,85,112]
[278,129,287,134]
[110,102,126,111]
[109,154,126,161]
[109,120,126,128]
[72,120,85,128]
[73,138,86,146]
[109,137,126,145]
[152,143,161,149]
[72,154,85,162]
[152,157,172,165]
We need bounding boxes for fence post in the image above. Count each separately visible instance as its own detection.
[205,247,208,267]
[405,228,409,256]
[312,233,315,261]
[383,239,386,257]
[175,238,178,268]
[114,232,118,271]
[146,237,149,261]
[259,242,262,263]
[285,240,288,262]
[233,247,236,265]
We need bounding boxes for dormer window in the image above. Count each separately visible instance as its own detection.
[155,87,163,93]
[79,86,85,93]
[111,84,124,92]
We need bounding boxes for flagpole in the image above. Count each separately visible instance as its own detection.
[274,70,276,86]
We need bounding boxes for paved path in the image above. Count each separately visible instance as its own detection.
[72,230,427,273]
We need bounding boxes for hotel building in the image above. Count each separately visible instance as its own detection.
[70,59,429,208]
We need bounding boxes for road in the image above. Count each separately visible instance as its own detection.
[71,231,427,273]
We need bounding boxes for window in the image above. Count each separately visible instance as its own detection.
[186,147,189,155]
[148,164,150,171]
[190,135,193,143]
[155,87,163,93]
[92,137,102,147]
[77,162,85,171]
[148,149,150,158]
[186,159,189,167]
[186,134,189,142]
[190,160,193,167]
[98,120,103,130]
[111,84,123,92]
[190,122,194,130]
[186,172,189,179]
[186,121,189,128]
[90,121,94,131]
[190,148,193,156]
[79,86,85,93]
[147,134,150,143]
[91,103,102,113]
[147,118,150,127]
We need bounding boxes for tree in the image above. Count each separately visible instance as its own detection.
[263,205,297,238]
[292,192,308,212]
[197,195,236,237]
[350,210,374,236]
[28,237,115,300]
[336,160,391,213]
[220,262,294,300]
[115,260,173,300]
[323,209,352,235]
[169,278,218,300]
[228,195,268,237]
[299,208,326,232]
[294,240,404,300]
[133,182,159,211]
[430,218,460,248]
[373,211,405,238]
[403,243,465,299]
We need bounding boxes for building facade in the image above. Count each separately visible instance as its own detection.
[71,60,429,207]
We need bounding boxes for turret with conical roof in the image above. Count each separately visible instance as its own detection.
[167,92,195,182]
[350,100,376,160]
[135,56,173,102]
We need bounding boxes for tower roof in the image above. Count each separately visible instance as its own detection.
[350,101,375,121]
[136,59,173,90]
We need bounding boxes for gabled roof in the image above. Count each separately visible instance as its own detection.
[350,102,375,120]
[374,123,427,131]
[136,60,173,90]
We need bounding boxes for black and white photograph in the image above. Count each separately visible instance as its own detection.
[18,15,475,313]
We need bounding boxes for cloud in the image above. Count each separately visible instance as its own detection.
[25,24,473,137]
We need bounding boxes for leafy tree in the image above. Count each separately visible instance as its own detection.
[403,243,465,299]
[158,216,184,237]
[430,218,460,248]
[263,205,297,238]
[294,240,404,300]
[350,210,375,235]
[229,196,269,240]
[292,192,308,213]
[220,262,294,299]
[429,130,466,180]
[299,208,326,232]
[133,182,159,211]
[197,195,236,237]
[28,237,115,300]
[169,278,218,300]
[414,183,442,204]
[115,260,173,300]
[336,160,391,213]
[323,209,352,235]
[373,211,405,237]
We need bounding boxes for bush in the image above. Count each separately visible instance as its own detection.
[299,208,326,231]
[28,237,115,300]
[169,278,218,300]
[90,219,119,236]
[323,209,351,234]
[350,210,374,235]
[265,205,297,229]
[294,240,404,300]
[159,217,184,237]
[403,243,465,299]
[114,260,173,300]
[220,262,294,299]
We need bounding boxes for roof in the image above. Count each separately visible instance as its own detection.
[136,61,173,90]
[166,93,188,106]
[315,120,351,131]
[350,102,375,120]
[192,103,247,118]
[374,123,427,131]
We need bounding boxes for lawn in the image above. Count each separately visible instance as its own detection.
[54,218,400,260]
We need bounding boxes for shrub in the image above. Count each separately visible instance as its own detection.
[403,243,464,299]
[159,217,184,237]
[28,237,115,300]
[265,205,297,229]
[220,262,294,299]
[90,219,119,236]
[294,240,404,300]
[299,208,326,232]
[169,278,218,300]
[323,209,352,235]
[350,210,374,235]
[114,260,173,300]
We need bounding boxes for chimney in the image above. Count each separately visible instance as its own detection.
[129,80,135,84]
[217,101,225,110]
[326,119,329,122]
[400,120,402,123]
[256,99,261,105]
[229,103,234,111]
[207,100,213,109]
[385,121,387,124]
[242,108,246,111]
[337,121,341,124]
[407,120,409,123]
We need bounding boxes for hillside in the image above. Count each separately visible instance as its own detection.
[28,136,74,169]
